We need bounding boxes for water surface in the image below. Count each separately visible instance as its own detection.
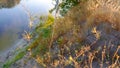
[0,0,53,54]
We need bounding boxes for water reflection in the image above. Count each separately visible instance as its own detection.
[0,0,20,8]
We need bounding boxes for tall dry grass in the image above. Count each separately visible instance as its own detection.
[44,0,120,68]
[11,0,120,68]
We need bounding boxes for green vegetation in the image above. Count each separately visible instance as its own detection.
[3,14,54,68]
[3,0,120,68]
[3,51,26,68]
[50,0,88,16]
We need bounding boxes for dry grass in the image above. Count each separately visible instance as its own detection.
[9,0,120,68]
[34,44,120,68]
[40,0,120,68]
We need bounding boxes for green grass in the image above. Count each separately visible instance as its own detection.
[3,51,26,68]
[3,14,54,68]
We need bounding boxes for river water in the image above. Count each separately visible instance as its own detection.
[0,0,53,54]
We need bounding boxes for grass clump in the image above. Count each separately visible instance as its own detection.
[31,0,120,67]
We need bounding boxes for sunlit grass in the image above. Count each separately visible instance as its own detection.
[3,0,120,68]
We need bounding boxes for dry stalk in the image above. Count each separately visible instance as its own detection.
[108,55,119,68]
[112,46,120,62]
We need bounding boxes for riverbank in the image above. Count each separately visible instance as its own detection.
[1,14,54,68]
[0,39,27,68]
[0,14,42,68]
[1,10,120,68]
